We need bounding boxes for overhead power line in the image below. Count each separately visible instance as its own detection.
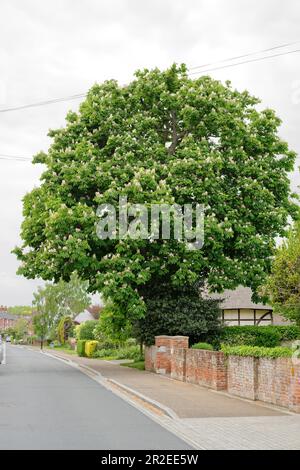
[189,48,300,75]
[189,40,300,71]
[0,154,32,162]
[0,41,299,115]
[0,93,86,114]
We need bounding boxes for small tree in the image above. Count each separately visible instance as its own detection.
[32,273,91,347]
[32,314,49,349]
[265,221,300,325]
[32,284,58,348]
[12,318,29,341]
[53,272,91,319]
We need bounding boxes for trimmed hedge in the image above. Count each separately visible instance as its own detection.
[191,342,214,351]
[221,344,293,358]
[85,340,98,358]
[220,325,300,348]
[77,339,87,357]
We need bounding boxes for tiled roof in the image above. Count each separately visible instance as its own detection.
[74,310,95,324]
[209,286,272,310]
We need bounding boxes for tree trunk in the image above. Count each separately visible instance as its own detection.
[140,340,143,358]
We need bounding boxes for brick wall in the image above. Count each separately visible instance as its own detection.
[145,345,157,372]
[145,335,300,413]
[227,355,257,400]
[171,348,186,381]
[186,349,227,390]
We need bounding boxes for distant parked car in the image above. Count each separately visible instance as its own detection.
[5,336,11,342]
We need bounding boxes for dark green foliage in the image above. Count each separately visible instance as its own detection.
[272,325,300,341]
[220,325,300,347]
[78,320,98,340]
[77,339,87,357]
[221,344,292,358]
[134,283,222,346]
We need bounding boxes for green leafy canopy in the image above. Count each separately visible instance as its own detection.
[264,221,300,324]
[14,64,298,324]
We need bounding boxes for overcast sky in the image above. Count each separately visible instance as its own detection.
[0,0,299,306]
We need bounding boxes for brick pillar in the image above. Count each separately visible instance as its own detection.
[170,336,189,381]
[154,336,189,375]
[155,336,173,375]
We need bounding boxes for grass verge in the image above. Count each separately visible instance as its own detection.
[121,360,145,370]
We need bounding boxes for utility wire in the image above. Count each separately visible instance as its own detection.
[189,48,300,75]
[0,41,299,115]
[0,93,86,114]
[0,154,32,162]
[189,40,300,71]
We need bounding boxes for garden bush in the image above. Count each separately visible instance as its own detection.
[77,320,98,340]
[77,339,87,357]
[219,325,293,347]
[221,344,293,358]
[92,345,141,361]
[272,325,300,342]
[93,348,116,359]
[85,340,98,358]
[191,342,214,351]
[93,322,119,349]
[134,283,221,346]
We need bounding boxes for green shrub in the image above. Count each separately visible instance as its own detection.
[191,342,214,351]
[113,345,141,360]
[125,338,137,347]
[85,340,98,357]
[93,323,119,349]
[272,325,300,341]
[133,283,222,346]
[220,325,300,348]
[220,326,282,347]
[93,348,116,358]
[92,344,141,361]
[78,321,98,340]
[221,344,293,358]
[77,339,87,357]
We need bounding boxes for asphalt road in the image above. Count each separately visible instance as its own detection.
[0,345,190,450]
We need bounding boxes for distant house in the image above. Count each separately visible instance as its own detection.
[211,287,288,326]
[74,309,96,325]
[0,306,17,330]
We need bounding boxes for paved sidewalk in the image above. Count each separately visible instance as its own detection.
[39,347,284,418]
[27,347,300,449]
